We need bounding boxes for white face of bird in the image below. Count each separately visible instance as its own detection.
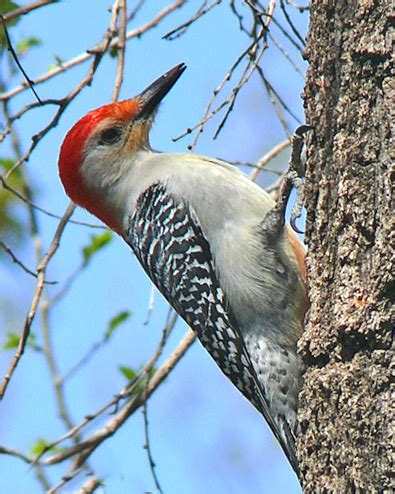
[58,63,186,232]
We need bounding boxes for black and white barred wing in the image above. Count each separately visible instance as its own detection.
[126,183,297,472]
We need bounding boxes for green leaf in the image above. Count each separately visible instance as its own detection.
[118,365,137,381]
[16,36,41,56]
[30,438,65,456]
[0,158,27,241]
[0,157,21,179]
[133,367,157,395]
[30,438,49,456]
[0,1,21,51]
[118,365,157,395]
[0,0,20,14]
[47,55,64,72]
[109,46,118,58]
[3,331,38,350]
[3,332,19,350]
[82,231,113,263]
[104,310,131,341]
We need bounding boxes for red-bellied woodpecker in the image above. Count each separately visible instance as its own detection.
[58,64,308,475]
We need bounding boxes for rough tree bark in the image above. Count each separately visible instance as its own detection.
[297,1,393,492]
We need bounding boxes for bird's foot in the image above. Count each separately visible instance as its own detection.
[262,125,312,236]
[287,124,312,233]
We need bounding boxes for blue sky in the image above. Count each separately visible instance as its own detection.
[0,1,309,492]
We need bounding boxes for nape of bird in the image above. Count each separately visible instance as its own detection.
[58,63,308,476]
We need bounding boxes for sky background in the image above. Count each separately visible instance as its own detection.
[0,1,309,493]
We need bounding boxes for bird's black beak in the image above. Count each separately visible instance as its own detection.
[136,63,186,120]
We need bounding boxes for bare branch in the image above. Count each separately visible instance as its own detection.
[163,0,221,40]
[128,0,146,22]
[268,32,304,76]
[112,0,127,102]
[229,1,250,36]
[0,0,187,102]
[0,203,75,400]
[249,139,290,181]
[143,398,163,494]
[0,15,42,103]
[173,0,276,148]
[173,39,261,146]
[47,467,84,494]
[0,177,104,228]
[256,64,302,136]
[33,313,178,464]
[2,0,58,22]
[279,0,305,46]
[0,240,55,283]
[212,38,267,139]
[0,445,49,490]
[286,0,309,12]
[0,445,33,464]
[144,286,157,325]
[44,330,196,465]
[76,476,103,494]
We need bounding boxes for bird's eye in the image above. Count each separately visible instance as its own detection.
[98,127,123,145]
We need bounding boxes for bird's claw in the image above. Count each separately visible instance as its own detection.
[288,124,313,233]
[287,169,305,234]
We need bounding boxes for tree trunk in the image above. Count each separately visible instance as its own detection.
[297,1,393,492]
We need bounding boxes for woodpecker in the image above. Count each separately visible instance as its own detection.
[58,63,307,475]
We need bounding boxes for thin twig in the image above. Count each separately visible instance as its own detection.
[76,476,102,494]
[279,0,305,46]
[163,0,221,40]
[268,32,304,76]
[0,0,186,102]
[0,177,104,228]
[0,445,34,464]
[2,0,58,22]
[173,0,276,149]
[249,139,290,181]
[1,99,51,491]
[212,37,267,140]
[173,37,262,146]
[47,467,84,494]
[3,2,122,181]
[1,15,42,103]
[0,240,56,283]
[256,64,302,136]
[44,330,196,465]
[229,0,250,36]
[0,445,49,491]
[254,0,304,52]
[0,98,66,145]
[34,313,178,464]
[144,286,156,325]
[112,0,127,102]
[47,262,84,309]
[143,396,163,494]
[59,305,135,385]
[128,0,146,21]
[286,0,309,12]
[40,8,127,490]
[0,203,75,400]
